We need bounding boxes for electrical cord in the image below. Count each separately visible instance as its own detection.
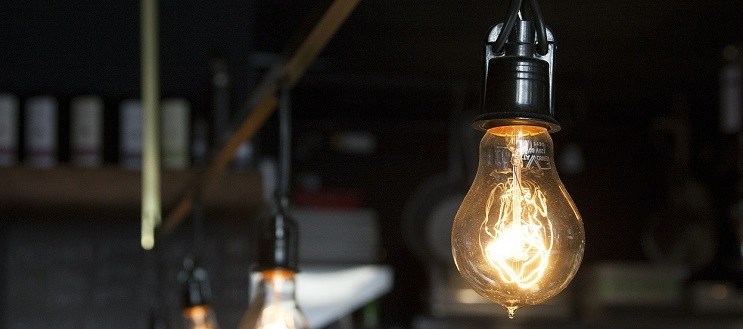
[276,82,292,210]
[492,0,549,56]
[492,0,523,54]
[527,0,549,55]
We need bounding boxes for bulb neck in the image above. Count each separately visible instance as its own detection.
[254,269,300,304]
[182,305,220,329]
[482,125,555,173]
[184,305,212,316]
[253,269,297,308]
[240,268,308,329]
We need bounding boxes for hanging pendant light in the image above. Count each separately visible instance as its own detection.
[451,0,585,319]
[179,117,221,329]
[238,84,310,329]
[179,256,221,329]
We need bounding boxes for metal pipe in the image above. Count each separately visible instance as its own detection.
[141,0,161,250]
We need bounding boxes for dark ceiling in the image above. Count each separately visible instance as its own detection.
[274,0,743,108]
[2,0,741,112]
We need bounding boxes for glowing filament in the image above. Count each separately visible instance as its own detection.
[255,305,300,329]
[248,272,305,329]
[480,130,554,290]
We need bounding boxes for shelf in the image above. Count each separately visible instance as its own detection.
[0,166,265,218]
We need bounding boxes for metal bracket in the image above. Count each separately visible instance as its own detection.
[485,21,555,115]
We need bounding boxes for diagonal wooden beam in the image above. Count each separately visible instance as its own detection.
[161,0,362,235]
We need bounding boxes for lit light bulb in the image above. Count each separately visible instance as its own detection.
[238,269,309,329]
[182,305,221,329]
[178,256,221,329]
[452,125,584,318]
[241,85,307,329]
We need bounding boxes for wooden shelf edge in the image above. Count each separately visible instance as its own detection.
[0,166,265,215]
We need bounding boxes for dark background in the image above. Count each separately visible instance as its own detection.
[1,0,742,328]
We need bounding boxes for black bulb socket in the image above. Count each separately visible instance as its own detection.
[474,20,560,132]
[256,209,299,272]
[180,259,213,308]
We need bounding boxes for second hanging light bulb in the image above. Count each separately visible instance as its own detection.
[239,268,309,329]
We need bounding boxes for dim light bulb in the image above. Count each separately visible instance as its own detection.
[182,305,220,329]
[452,125,584,318]
[238,269,309,329]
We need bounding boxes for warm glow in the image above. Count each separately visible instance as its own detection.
[253,304,302,329]
[263,269,295,281]
[238,269,309,329]
[488,125,545,136]
[482,128,553,290]
[183,305,220,329]
[184,305,209,319]
[253,270,301,329]
[452,125,584,318]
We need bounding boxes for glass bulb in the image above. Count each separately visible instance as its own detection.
[452,125,584,318]
[238,269,309,329]
[182,305,220,329]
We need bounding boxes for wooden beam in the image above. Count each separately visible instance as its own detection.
[161,0,362,235]
[0,167,262,214]
[162,94,277,234]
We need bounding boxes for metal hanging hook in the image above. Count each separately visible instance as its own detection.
[492,0,523,55]
[492,0,549,56]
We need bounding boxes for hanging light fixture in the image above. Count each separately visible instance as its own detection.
[451,0,585,319]
[178,107,221,329]
[238,85,310,329]
[179,255,221,329]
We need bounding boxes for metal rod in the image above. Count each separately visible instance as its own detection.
[140,0,161,250]
[276,84,291,209]
[191,195,205,259]
[161,0,361,235]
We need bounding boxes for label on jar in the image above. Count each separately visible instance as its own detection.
[25,96,58,168]
[71,96,103,167]
[0,94,19,166]
[119,99,142,170]
[161,98,190,170]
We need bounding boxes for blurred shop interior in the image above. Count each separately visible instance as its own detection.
[0,0,742,328]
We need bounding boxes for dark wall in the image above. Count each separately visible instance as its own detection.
[1,0,741,328]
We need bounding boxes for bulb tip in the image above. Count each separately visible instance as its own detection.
[506,306,518,319]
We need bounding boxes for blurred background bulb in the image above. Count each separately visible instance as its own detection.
[179,256,221,329]
[452,125,584,318]
[238,269,309,329]
[182,305,220,329]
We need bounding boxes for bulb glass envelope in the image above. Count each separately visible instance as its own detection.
[239,269,310,329]
[452,125,584,316]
